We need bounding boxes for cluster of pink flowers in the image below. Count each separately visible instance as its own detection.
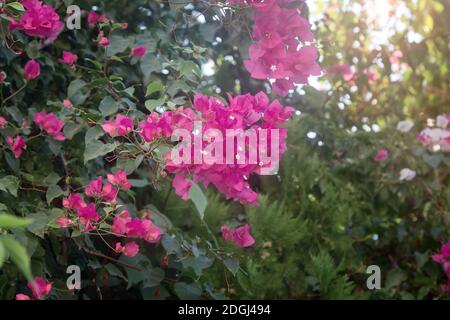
[165,93,293,204]
[221,224,255,248]
[57,170,162,256]
[101,92,293,205]
[432,241,450,291]
[373,148,389,162]
[6,136,26,159]
[417,115,450,153]
[327,63,377,85]
[102,114,134,137]
[131,46,148,59]
[16,277,52,300]
[33,112,65,141]
[0,116,7,128]
[87,11,108,28]
[24,59,40,81]
[229,0,321,96]
[327,63,355,82]
[58,51,78,67]
[111,210,162,256]
[1,111,25,160]
[0,70,6,83]
[9,0,63,43]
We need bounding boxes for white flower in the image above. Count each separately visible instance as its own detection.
[436,115,449,128]
[399,168,416,181]
[396,120,414,133]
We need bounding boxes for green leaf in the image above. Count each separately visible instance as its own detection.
[179,60,201,77]
[84,141,116,164]
[99,95,121,117]
[223,258,240,276]
[105,263,126,280]
[26,213,51,238]
[0,239,5,268]
[6,2,25,12]
[106,35,134,56]
[145,80,164,97]
[46,185,65,205]
[0,175,19,197]
[189,184,208,220]
[143,268,165,288]
[145,99,165,112]
[85,125,105,144]
[67,79,87,98]
[385,269,407,289]
[0,214,31,229]
[161,234,181,255]
[1,235,33,281]
[67,79,89,105]
[174,282,202,300]
[42,173,61,187]
[64,121,84,140]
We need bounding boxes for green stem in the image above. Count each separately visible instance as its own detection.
[2,82,27,106]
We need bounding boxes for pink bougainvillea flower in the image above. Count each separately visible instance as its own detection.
[55,216,73,228]
[125,218,148,238]
[112,210,132,235]
[97,31,110,46]
[85,176,118,202]
[0,70,6,83]
[327,63,355,82]
[9,0,63,42]
[121,217,163,243]
[63,99,73,108]
[432,241,450,291]
[131,45,148,58]
[63,193,86,210]
[101,183,118,202]
[99,37,110,46]
[33,112,65,141]
[87,11,107,27]
[115,242,139,257]
[6,136,26,159]
[364,68,378,84]
[263,100,295,126]
[139,113,162,142]
[221,224,255,248]
[417,115,450,152]
[58,51,78,67]
[76,203,100,228]
[0,116,7,129]
[24,60,40,81]
[142,219,162,243]
[172,174,192,201]
[107,169,131,190]
[102,114,134,137]
[161,92,292,205]
[27,277,52,300]
[85,177,103,197]
[15,294,32,300]
[234,0,320,95]
[373,148,389,162]
[432,241,450,264]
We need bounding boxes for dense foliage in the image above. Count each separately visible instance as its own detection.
[0,0,449,300]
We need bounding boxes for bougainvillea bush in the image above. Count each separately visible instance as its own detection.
[0,0,449,300]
